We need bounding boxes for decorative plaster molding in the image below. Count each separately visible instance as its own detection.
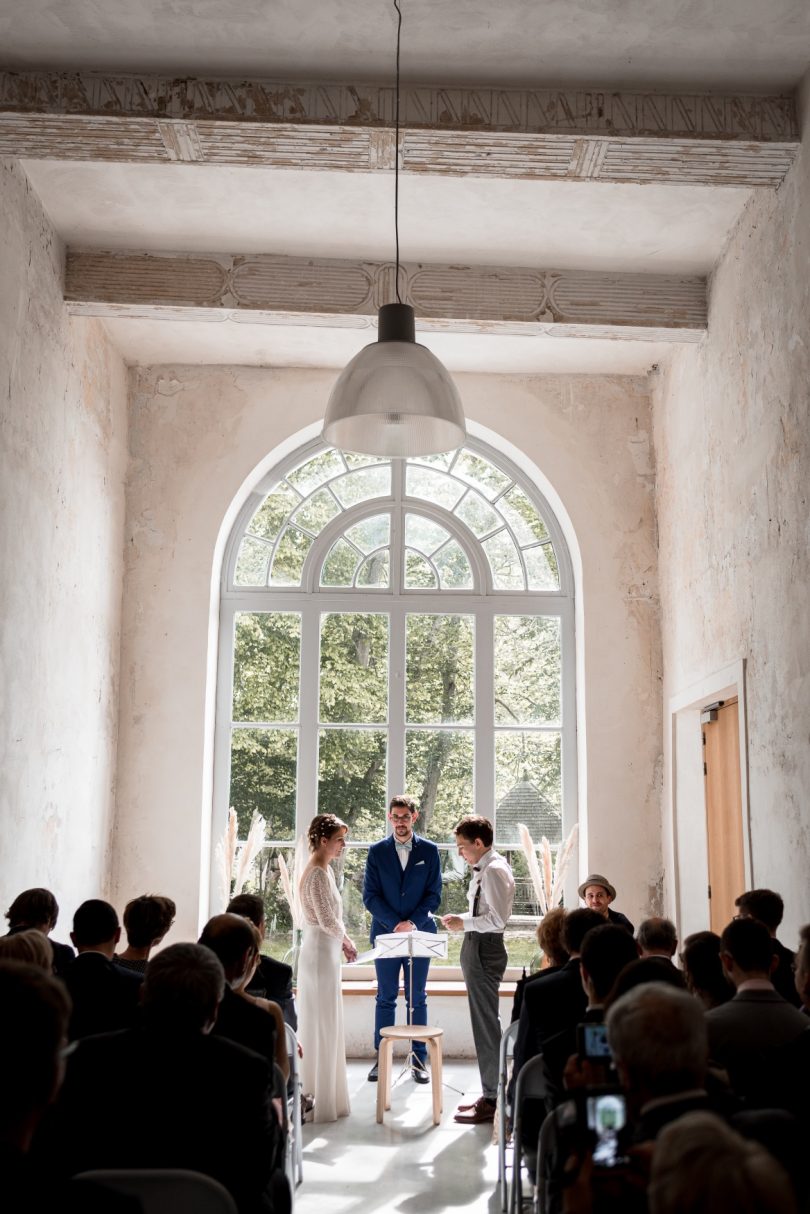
[1,72,798,186]
[65,250,707,340]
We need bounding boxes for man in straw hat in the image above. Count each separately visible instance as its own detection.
[578,873,634,934]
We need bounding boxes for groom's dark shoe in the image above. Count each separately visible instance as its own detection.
[367,1059,379,1082]
[411,1058,430,1084]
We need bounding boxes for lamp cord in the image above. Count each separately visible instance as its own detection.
[393,0,403,304]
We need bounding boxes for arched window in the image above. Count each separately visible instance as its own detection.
[215,438,576,964]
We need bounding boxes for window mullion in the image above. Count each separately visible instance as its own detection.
[475,609,494,820]
[296,605,320,835]
[388,604,406,805]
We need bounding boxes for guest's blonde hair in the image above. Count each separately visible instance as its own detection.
[0,929,54,972]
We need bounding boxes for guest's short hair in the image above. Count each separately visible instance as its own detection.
[72,899,119,946]
[637,917,678,955]
[0,960,71,1132]
[649,1111,796,1214]
[454,816,494,848]
[580,924,639,1001]
[122,894,176,948]
[5,887,58,930]
[607,957,687,1005]
[537,907,569,968]
[721,918,773,973]
[734,888,784,932]
[0,928,54,971]
[306,813,348,852]
[607,984,708,1095]
[142,943,225,1030]
[680,931,733,1006]
[199,913,258,974]
[562,908,604,955]
[226,893,265,927]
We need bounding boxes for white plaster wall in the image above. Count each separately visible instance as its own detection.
[654,79,810,944]
[0,159,128,922]
[115,366,661,938]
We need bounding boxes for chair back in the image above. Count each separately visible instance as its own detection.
[75,1169,237,1214]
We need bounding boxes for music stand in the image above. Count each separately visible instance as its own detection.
[362,929,448,1079]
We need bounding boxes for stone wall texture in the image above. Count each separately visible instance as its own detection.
[0,159,128,919]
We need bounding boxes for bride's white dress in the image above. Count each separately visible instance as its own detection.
[298,864,350,1122]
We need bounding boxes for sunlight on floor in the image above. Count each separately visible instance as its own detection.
[297,1060,500,1214]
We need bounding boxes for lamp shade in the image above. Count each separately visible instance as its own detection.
[322,303,466,458]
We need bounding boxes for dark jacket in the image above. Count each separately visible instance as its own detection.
[607,908,635,934]
[246,955,297,1030]
[62,951,143,1040]
[37,1024,281,1213]
[362,833,442,943]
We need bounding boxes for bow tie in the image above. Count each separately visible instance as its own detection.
[396,839,413,850]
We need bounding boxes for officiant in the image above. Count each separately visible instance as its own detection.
[362,795,442,1084]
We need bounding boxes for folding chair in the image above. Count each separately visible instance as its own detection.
[510,1054,546,1214]
[75,1169,237,1214]
[498,1020,520,1212]
[285,1023,303,1190]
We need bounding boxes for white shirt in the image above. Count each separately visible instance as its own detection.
[460,848,515,934]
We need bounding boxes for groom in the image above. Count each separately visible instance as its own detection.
[362,794,442,1083]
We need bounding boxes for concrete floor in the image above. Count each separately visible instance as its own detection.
[297,1059,502,1214]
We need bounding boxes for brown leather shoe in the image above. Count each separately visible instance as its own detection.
[453,1096,496,1124]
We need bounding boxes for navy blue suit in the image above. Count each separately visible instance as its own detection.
[363,833,442,1059]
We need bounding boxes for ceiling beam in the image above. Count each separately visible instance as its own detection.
[1,71,798,187]
[65,250,707,342]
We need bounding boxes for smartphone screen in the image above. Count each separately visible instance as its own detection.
[586,1092,628,1168]
[578,1021,612,1060]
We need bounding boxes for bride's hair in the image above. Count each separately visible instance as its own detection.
[307,813,348,852]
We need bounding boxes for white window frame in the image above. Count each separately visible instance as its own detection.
[211,437,577,919]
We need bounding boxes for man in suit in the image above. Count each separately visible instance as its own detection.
[227,892,297,1029]
[362,794,442,1083]
[734,887,801,1006]
[40,943,287,1214]
[4,886,75,976]
[637,917,678,964]
[578,873,635,933]
[62,899,142,1040]
[706,917,808,1107]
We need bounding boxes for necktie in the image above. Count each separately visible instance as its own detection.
[472,865,482,917]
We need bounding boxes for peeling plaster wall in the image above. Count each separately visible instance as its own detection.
[116,366,661,937]
[0,159,128,919]
[654,81,810,942]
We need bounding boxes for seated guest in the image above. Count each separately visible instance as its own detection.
[577,873,634,933]
[607,983,714,1140]
[39,943,287,1213]
[680,930,734,1009]
[63,899,142,1039]
[227,892,297,1029]
[0,928,54,971]
[511,906,570,1022]
[579,924,640,1015]
[115,893,176,974]
[607,956,687,1005]
[795,925,810,1014]
[636,917,678,963]
[236,923,290,1084]
[734,888,801,1007]
[4,887,74,976]
[706,918,808,1108]
[648,1111,797,1214]
[199,914,281,1087]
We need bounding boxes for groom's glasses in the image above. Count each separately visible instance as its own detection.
[390,813,413,823]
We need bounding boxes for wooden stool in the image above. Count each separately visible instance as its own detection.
[376,1025,444,1125]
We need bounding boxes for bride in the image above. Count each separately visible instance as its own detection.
[297,813,357,1122]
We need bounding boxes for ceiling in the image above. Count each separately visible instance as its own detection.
[4,0,810,375]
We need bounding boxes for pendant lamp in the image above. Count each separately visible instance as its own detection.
[322,2,466,458]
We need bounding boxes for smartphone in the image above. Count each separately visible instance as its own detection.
[585,1090,629,1169]
[577,1020,612,1061]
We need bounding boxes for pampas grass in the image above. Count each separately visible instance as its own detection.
[213,807,239,912]
[518,821,579,916]
[233,810,267,895]
[277,841,305,930]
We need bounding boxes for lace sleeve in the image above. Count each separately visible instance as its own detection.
[300,866,345,940]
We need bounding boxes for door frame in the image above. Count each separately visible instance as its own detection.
[665,659,752,939]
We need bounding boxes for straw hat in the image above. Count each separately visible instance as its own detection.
[578,873,617,901]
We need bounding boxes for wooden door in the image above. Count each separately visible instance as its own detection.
[703,698,744,932]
